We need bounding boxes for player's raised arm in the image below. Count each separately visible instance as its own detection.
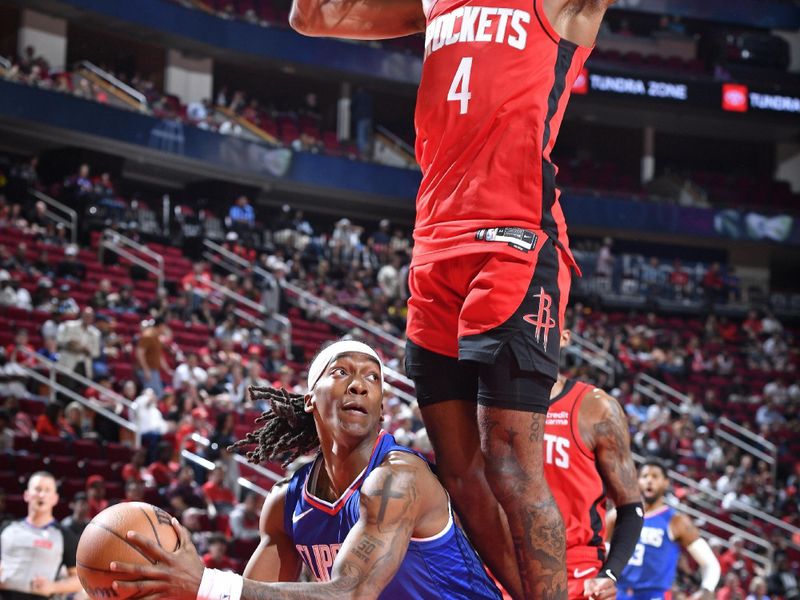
[583,389,643,593]
[670,514,721,600]
[289,0,425,40]
[544,0,616,47]
[243,482,302,583]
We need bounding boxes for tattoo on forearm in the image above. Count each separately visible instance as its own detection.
[352,534,385,563]
[594,397,639,504]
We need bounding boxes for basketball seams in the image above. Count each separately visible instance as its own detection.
[139,506,162,548]
[84,521,157,565]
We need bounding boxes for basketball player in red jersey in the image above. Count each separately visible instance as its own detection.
[545,329,643,600]
[289,1,615,598]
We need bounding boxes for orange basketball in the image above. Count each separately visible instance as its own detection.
[76,502,180,599]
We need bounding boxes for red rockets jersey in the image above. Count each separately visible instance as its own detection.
[544,380,607,565]
[413,0,591,267]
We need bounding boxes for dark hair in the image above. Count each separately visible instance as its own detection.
[228,386,319,467]
[641,457,669,478]
[44,402,62,424]
[208,533,227,546]
[72,491,87,502]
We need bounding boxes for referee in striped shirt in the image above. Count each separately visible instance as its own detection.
[0,472,82,599]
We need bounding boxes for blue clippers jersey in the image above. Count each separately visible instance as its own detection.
[618,505,681,594]
[284,431,501,600]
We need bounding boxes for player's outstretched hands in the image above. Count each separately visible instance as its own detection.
[584,577,617,600]
[111,517,205,600]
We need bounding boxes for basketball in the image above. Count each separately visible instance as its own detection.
[76,502,180,599]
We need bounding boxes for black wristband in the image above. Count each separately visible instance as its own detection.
[602,502,644,582]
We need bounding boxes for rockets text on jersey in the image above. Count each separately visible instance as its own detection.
[543,380,607,563]
[413,0,592,267]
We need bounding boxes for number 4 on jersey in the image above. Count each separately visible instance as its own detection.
[447,57,473,115]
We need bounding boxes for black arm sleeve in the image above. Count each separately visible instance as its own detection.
[601,502,644,581]
[59,525,78,569]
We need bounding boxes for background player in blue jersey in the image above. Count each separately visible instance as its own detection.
[610,459,720,600]
[110,340,501,600]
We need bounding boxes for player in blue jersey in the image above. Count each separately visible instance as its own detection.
[111,340,502,600]
[610,459,720,600]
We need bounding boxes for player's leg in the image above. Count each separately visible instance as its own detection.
[461,241,571,599]
[477,358,566,600]
[406,339,522,599]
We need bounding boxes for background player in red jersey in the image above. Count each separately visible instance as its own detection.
[289,1,615,598]
[545,329,643,600]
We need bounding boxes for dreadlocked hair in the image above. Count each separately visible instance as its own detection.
[227,386,320,467]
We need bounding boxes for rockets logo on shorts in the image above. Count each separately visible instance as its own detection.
[523,287,556,347]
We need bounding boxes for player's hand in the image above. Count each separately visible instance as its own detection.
[111,517,205,600]
[584,576,617,600]
[30,577,54,596]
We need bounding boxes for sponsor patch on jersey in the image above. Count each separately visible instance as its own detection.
[475,227,537,252]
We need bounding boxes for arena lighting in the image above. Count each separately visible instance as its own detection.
[722,83,749,112]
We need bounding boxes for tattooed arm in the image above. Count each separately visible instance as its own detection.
[111,453,446,600]
[246,452,446,599]
[581,388,643,600]
[581,388,641,508]
[243,482,302,583]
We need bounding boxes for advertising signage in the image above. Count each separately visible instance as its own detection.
[572,67,800,117]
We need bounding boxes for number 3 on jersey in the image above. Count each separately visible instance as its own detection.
[447,57,473,115]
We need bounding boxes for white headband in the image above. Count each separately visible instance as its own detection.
[306,341,384,391]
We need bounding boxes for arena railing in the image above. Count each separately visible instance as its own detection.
[181,448,273,500]
[30,189,78,245]
[201,277,292,358]
[716,416,778,488]
[189,432,283,492]
[18,351,141,447]
[202,238,417,403]
[98,228,165,290]
[76,61,149,112]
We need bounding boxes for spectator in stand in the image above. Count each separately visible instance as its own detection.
[132,387,168,463]
[718,572,746,600]
[181,261,213,306]
[670,259,691,298]
[640,256,665,298]
[228,194,255,241]
[767,551,798,600]
[53,283,80,315]
[147,441,178,487]
[63,401,88,439]
[135,316,172,398]
[228,491,261,541]
[167,465,206,516]
[0,271,32,310]
[595,236,614,286]
[755,399,786,429]
[66,163,94,202]
[0,409,14,454]
[6,328,37,368]
[173,352,208,391]
[60,491,90,537]
[110,285,141,313]
[124,479,146,503]
[121,447,152,484]
[351,86,374,157]
[702,262,726,304]
[202,534,237,572]
[202,462,236,516]
[35,402,72,438]
[56,306,101,398]
[55,244,86,281]
[745,577,769,600]
[85,474,109,518]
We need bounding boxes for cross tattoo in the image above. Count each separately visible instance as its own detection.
[372,473,404,523]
